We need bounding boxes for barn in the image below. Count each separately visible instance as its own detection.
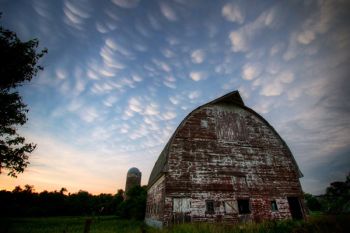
[145,90,305,228]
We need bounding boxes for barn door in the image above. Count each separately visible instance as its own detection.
[172,198,191,224]
[287,197,303,220]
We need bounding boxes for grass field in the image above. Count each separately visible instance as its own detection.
[1,215,349,233]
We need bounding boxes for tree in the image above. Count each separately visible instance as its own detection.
[304,192,322,211]
[118,185,147,220]
[0,19,47,177]
[323,173,350,214]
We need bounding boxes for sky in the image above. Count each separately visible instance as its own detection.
[0,0,349,195]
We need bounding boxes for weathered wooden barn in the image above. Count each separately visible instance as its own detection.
[145,91,305,228]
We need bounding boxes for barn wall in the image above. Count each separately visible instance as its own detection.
[145,175,166,228]
[163,103,304,224]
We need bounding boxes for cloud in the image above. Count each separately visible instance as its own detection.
[296,0,334,45]
[162,48,175,58]
[111,0,140,8]
[162,111,177,120]
[297,30,316,45]
[132,74,142,82]
[63,0,90,30]
[128,97,142,113]
[74,76,85,95]
[103,95,119,107]
[283,1,337,60]
[190,72,206,81]
[229,7,277,52]
[270,43,284,56]
[33,0,51,19]
[79,106,99,123]
[252,99,274,114]
[260,80,283,97]
[283,34,299,61]
[279,71,294,83]
[100,43,125,71]
[56,68,67,80]
[188,91,201,100]
[169,96,180,105]
[222,3,244,24]
[160,2,177,21]
[242,63,261,80]
[191,49,205,64]
[119,123,130,134]
[260,71,295,97]
[152,59,171,72]
[163,76,176,89]
[124,97,160,119]
[144,103,159,116]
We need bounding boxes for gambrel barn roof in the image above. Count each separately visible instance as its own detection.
[148,90,303,187]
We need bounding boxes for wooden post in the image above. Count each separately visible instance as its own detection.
[84,218,92,233]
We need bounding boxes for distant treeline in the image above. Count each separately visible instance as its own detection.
[304,173,350,214]
[0,185,147,220]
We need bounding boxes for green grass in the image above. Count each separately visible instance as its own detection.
[152,216,350,233]
[0,216,143,233]
[1,215,349,233]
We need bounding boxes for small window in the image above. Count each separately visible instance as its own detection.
[206,200,214,214]
[237,199,250,214]
[271,200,278,212]
[201,120,208,128]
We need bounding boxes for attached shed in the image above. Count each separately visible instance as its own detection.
[145,91,305,228]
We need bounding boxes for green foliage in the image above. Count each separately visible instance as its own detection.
[304,192,322,211]
[118,185,147,220]
[0,185,122,217]
[0,19,47,177]
[323,173,350,214]
[0,184,147,219]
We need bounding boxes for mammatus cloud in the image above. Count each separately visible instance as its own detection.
[163,76,176,89]
[128,97,142,113]
[160,2,177,21]
[229,7,277,52]
[284,0,336,60]
[188,91,201,100]
[191,49,205,64]
[111,0,140,8]
[190,72,206,81]
[63,0,91,30]
[162,111,177,120]
[296,0,334,45]
[242,63,261,80]
[222,3,244,24]
[259,71,294,96]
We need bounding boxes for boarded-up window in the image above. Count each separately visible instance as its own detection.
[201,120,208,128]
[224,200,238,214]
[173,198,191,213]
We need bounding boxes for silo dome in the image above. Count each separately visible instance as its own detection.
[128,167,141,175]
[125,167,142,195]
